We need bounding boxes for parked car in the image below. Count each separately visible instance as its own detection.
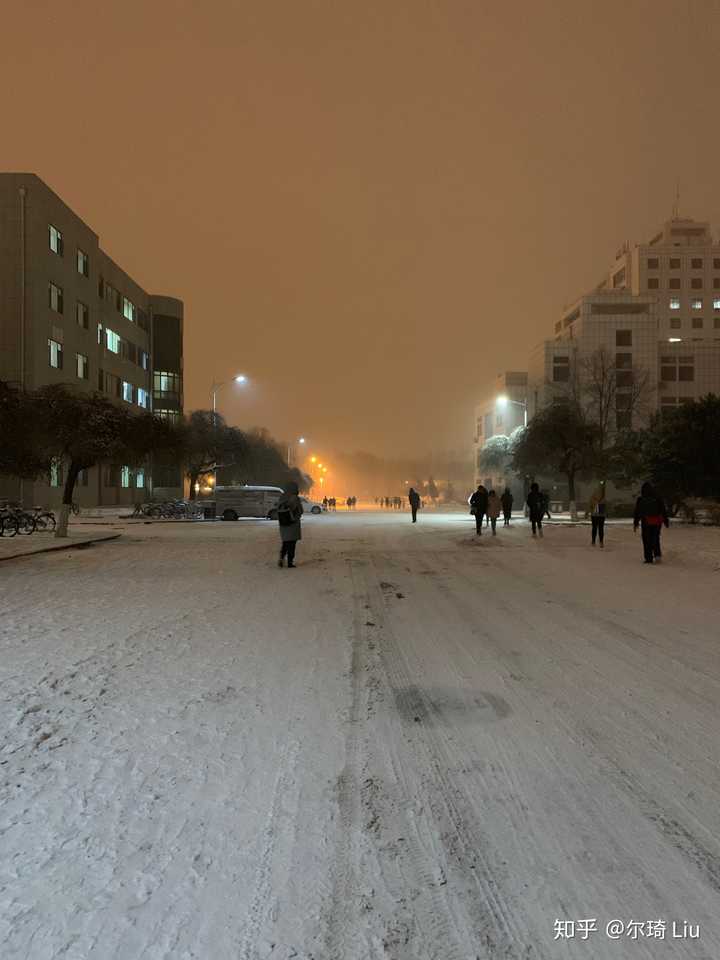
[299,496,326,515]
[212,485,285,521]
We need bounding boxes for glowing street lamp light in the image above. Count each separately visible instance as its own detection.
[211,374,248,414]
[287,436,307,467]
[496,394,528,428]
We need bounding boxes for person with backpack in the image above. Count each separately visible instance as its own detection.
[633,482,669,564]
[526,482,544,537]
[469,484,489,535]
[587,485,607,548]
[500,487,513,526]
[408,486,421,523]
[277,481,304,567]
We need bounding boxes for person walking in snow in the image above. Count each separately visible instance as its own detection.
[487,489,501,535]
[277,481,304,567]
[587,485,607,548]
[540,489,552,520]
[633,481,669,564]
[526,482,544,537]
[500,487,513,526]
[408,486,421,523]
[469,484,489,536]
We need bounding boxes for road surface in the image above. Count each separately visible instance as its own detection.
[1,511,719,959]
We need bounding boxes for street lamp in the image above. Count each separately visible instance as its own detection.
[211,374,248,414]
[287,436,306,467]
[496,394,528,428]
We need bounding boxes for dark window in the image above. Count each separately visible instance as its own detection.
[691,258,703,269]
[616,370,633,388]
[616,394,632,411]
[98,277,104,298]
[647,257,659,269]
[714,278,720,289]
[714,258,720,269]
[616,411,632,430]
[49,282,64,314]
[669,278,681,289]
[715,318,720,329]
[691,277,703,289]
[679,364,694,382]
[552,356,570,382]
[692,317,704,329]
[647,277,659,289]
[661,365,676,382]
[615,330,632,346]
[669,257,681,269]
[76,301,89,329]
[615,353,633,369]
[669,318,681,329]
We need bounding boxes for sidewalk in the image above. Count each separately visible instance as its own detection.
[0,530,121,562]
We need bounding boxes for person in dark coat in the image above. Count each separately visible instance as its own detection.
[277,481,303,567]
[633,481,669,564]
[540,489,552,519]
[526,482,544,537]
[408,487,421,523]
[500,487,513,526]
[469,484,489,535]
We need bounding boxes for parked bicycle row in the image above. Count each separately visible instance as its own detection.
[131,499,204,520]
[0,503,58,537]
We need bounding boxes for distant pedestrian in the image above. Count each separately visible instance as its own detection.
[500,487,513,526]
[277,481,303,568]
[408,486,421,523]
[633,482,669,564]
[487,489,501,535]
[322,496,328,511]
[541,489,552,520]
[526,482,544,537]
[469,484,489,536]
[587,486,607,548]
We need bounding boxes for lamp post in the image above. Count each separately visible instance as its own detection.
[287,436,306,468]
[211,374,248,416]
[496,394,528,428]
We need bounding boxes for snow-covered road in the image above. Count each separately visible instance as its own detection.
[2,512,719,959]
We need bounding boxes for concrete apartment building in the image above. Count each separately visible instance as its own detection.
[0,173,184,508]
[473,215,720,502]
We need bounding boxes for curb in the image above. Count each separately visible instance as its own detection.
[0,532,121,563]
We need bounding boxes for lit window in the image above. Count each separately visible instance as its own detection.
[121,466,130,488]
[105,328,121,353]
[48,339,63,369]
[669,298,680,310]
[77,249,89,276]
[122,381,134,403]
[713,299,720,310]
[49,282,64,314]
[49,225,63,255]
[123,297,136,322]
[97,323,103,344]
[49,459,63,487]
[76,353,89,379]
[135,469,145,489]
[691,298,702,310]
[139,350,150,370]
[137,388,149,409]
[76,301,89,329]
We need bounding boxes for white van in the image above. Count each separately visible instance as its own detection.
[213,485,284,521]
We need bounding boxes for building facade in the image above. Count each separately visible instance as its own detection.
[0,173,184,507]
[472,371,527,496]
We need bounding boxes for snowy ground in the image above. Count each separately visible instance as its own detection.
[1,511,719,960]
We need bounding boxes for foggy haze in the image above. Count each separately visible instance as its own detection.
[3,0,720,461]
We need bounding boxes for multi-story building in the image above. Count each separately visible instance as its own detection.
[0,173,184,507]
[472,371,527,496]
